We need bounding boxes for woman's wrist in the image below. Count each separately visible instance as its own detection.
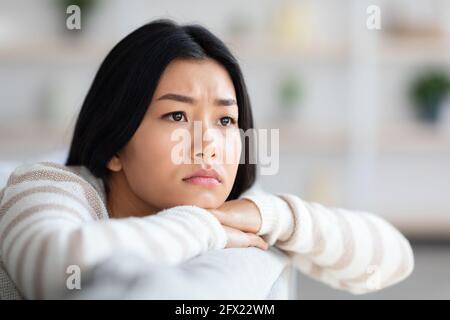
[239,193,294,241]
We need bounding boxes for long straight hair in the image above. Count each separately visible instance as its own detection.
[66,19,256,200]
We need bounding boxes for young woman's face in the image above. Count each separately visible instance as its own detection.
[107,58,242,215]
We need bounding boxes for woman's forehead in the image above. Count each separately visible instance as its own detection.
[154,58,236,99]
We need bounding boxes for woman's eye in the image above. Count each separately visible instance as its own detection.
[218,116,236,127]
[165,111,187,122]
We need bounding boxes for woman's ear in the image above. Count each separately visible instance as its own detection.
[107,154,122,172]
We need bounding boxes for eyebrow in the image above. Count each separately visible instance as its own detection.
[156,93,237,106]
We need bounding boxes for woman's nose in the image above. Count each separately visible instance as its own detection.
[193,140,217,164]
[194,150,214,162]
[192,120,219,164]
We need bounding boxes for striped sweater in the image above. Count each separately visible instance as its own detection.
[0,162,414,299]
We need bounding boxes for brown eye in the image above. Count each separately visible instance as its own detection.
[166,111,186,122]
[219,116,235,127]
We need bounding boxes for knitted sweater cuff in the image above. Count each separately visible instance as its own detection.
[239,193,294,242]
[157,205,228,250]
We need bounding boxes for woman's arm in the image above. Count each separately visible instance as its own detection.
[216,188,415,295]
[0,165,227,299]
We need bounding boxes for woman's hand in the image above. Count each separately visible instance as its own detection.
[210,199,268,250]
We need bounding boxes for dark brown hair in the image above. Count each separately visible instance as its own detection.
[66,19,256,200]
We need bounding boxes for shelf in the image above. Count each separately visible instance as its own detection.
[3,34,450,67]
[377,124,450,154]
[377,209,450,240]
[276,122,348,154]
[379,35,450,64]
[0,124,71,161]
[227,38,349,65]
[271,121,450,155]
[0,38,114,65]
[0,36,349,66]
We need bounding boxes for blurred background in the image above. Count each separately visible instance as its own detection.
[0,0,449,299]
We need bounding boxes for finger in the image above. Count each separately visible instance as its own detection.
[247,233,269,250]
[223,225,245,248]
[210,209,256,233]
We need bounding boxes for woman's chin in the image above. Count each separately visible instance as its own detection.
[170,194,225,210]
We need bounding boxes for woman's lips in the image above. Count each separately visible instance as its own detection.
[182,176,221,187]
[182,168,222,187]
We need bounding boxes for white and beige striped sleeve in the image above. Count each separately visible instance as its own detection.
[240,190,415,295]
[0,163,227,299]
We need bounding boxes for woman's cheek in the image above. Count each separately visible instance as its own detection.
[226,129,242,166]
[221,130,241,187]
[127,132,177,195]
[144,125,178,159]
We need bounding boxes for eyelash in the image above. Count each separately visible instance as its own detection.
[163,111,237,126]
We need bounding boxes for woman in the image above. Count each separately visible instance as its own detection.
[0,19,414,300]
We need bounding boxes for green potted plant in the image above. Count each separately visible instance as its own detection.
[410,71,450,123]
[278,73,302,120]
